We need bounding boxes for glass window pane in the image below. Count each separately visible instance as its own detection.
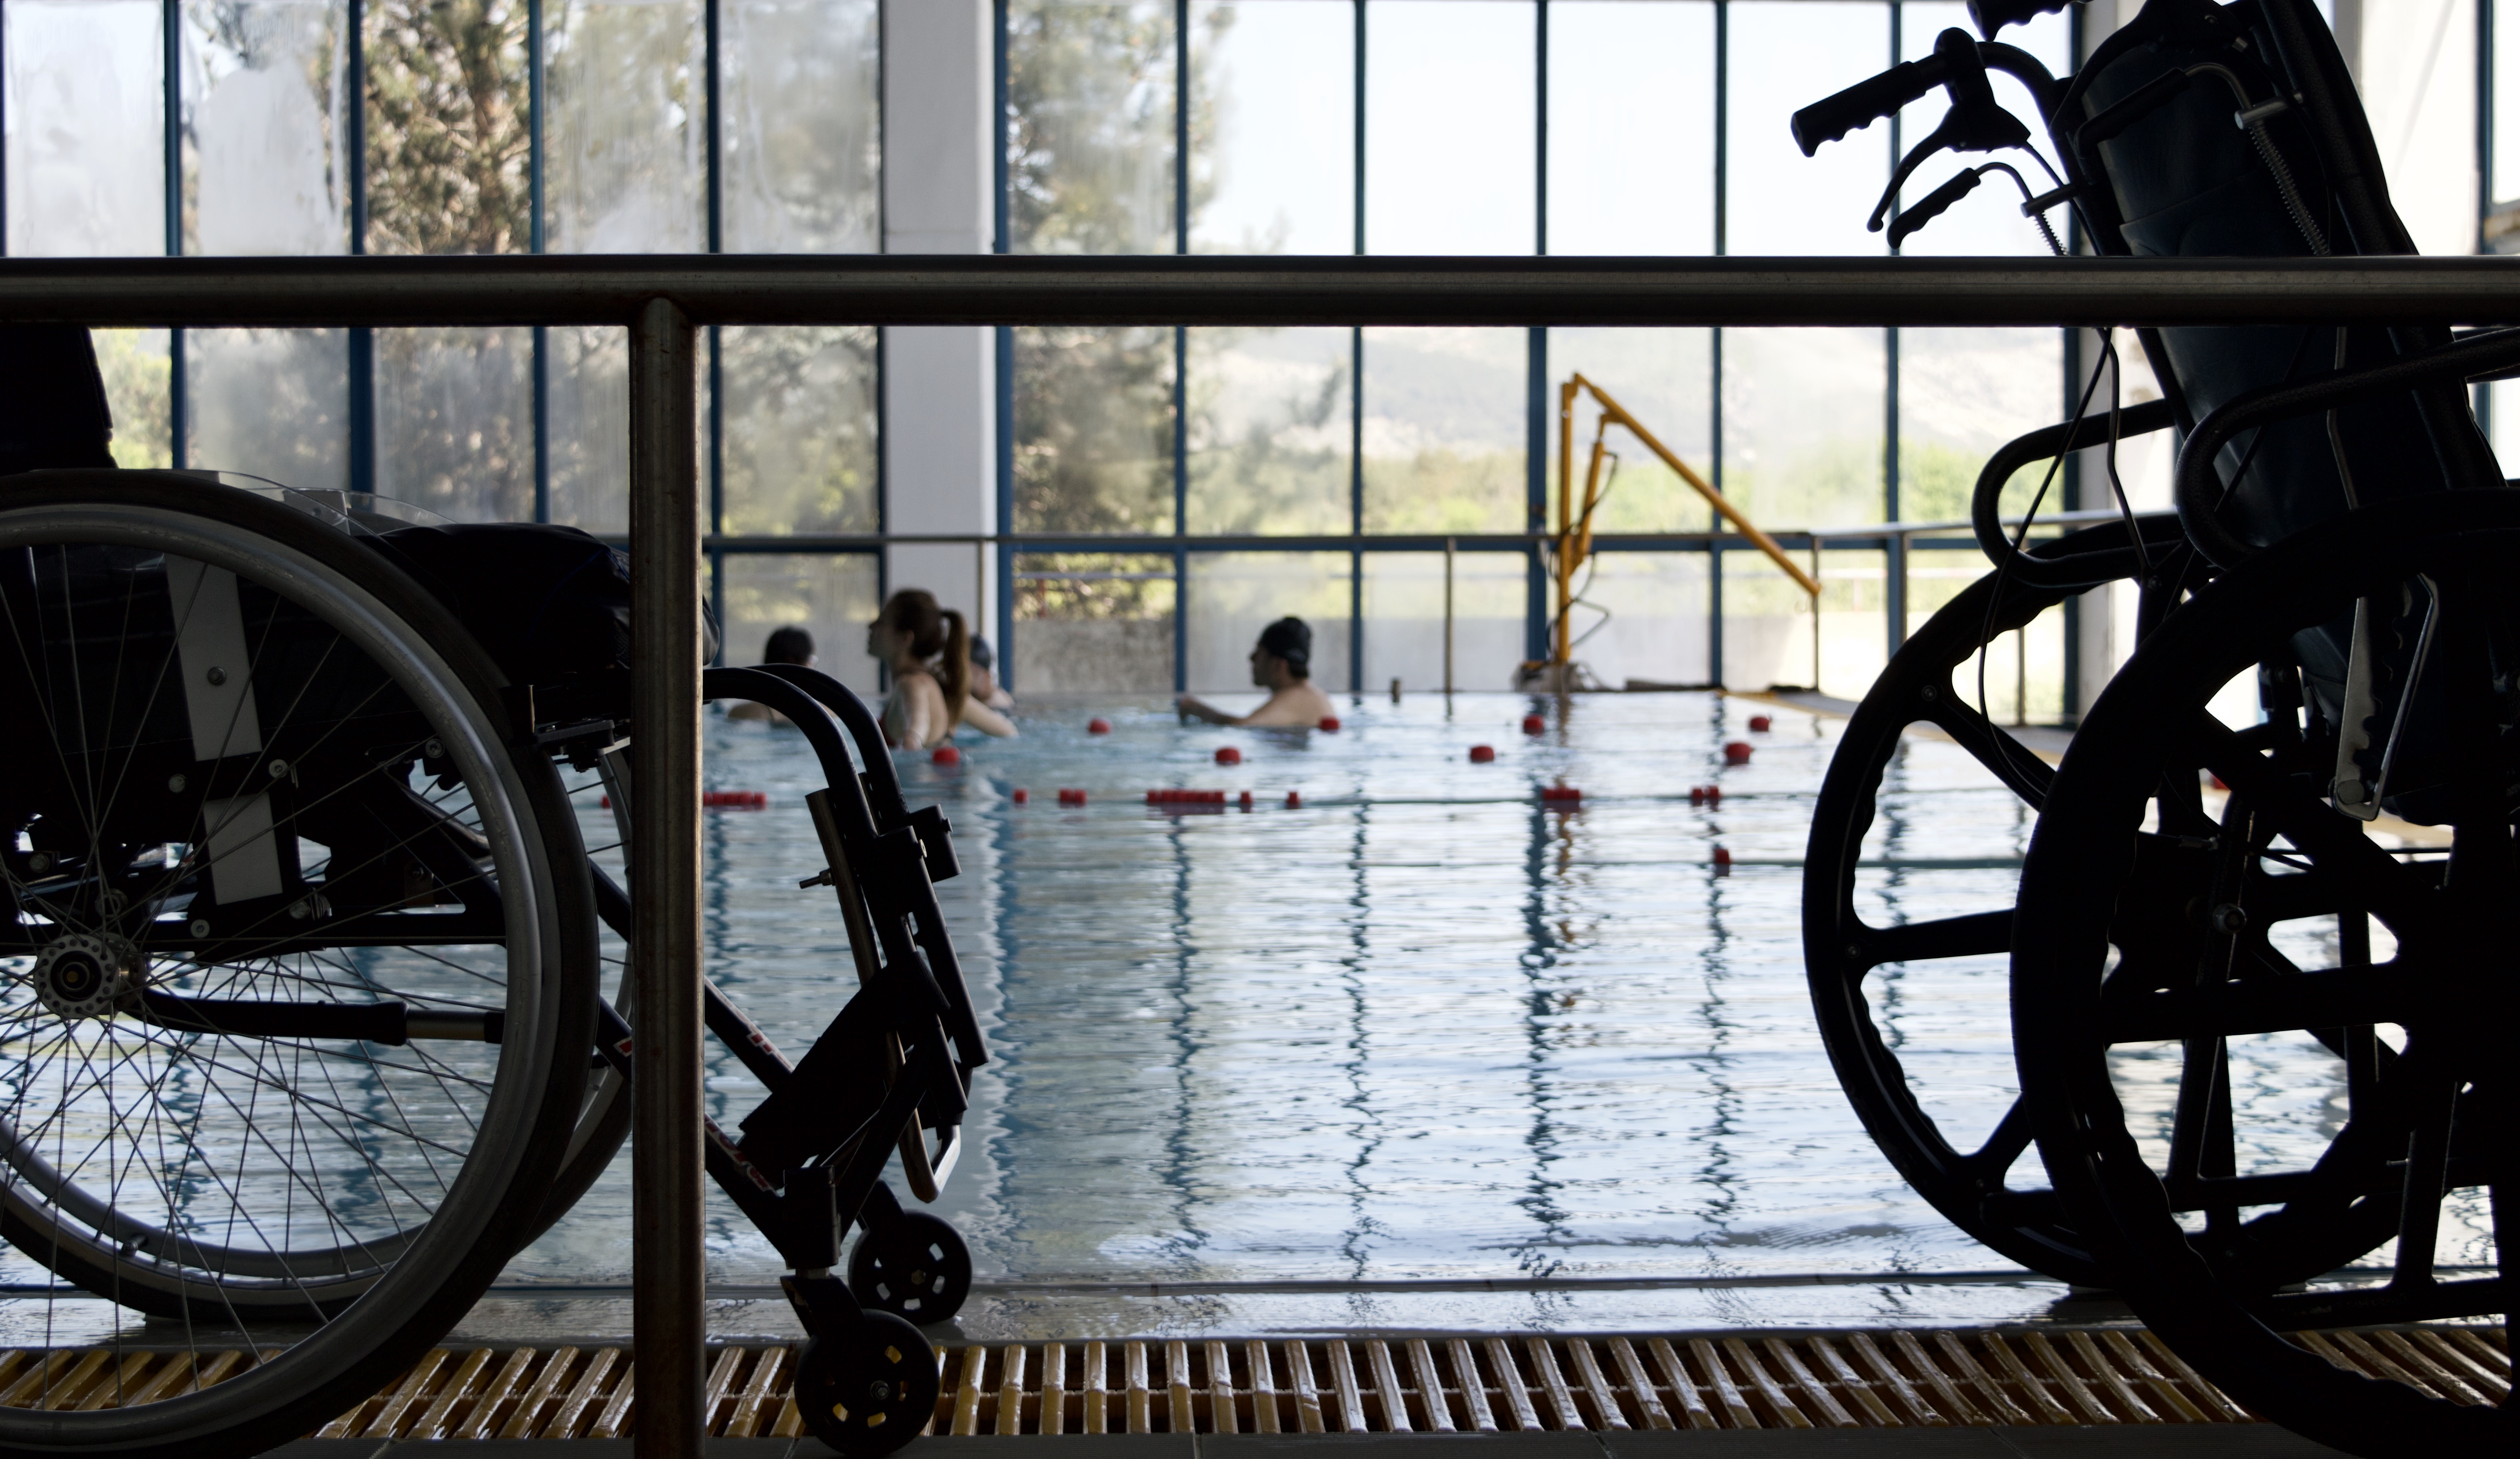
[183,0,349,257]
[1185,551,1349,694]
[720,325,879,535]
[2497,0,2520,206]
[1189,0,1351,254]
[1185,325,1350,534]
[1566,552,1711,689]
[1360,550,1526,693]
[1548,0,1714,256]
[375,326,534,520]
[1013,326,1176,534]
[722,553,883,697]
[363,0,529,254]
[721,0,878,253]
[545,0,705,253]
[1014,551,1177,694]
[1547,327,1714,532]
[95,328,173,467]
[5,0,165,256]
[1009,0,1177,255]
[1361,327,1526,533]
[1723,326,1885,528]
[1365,0,1534,255]
[1894,1,2067,258]
[549,325,627,531]
[1726,1,1888,257]
[186,328,350,490]
[1805,543,1883,697]
[1897,327,2062,523]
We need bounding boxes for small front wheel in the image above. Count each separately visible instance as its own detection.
[848,1211,973,1324]
[794,1311,940,1457]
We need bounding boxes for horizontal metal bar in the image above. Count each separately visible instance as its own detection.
[681,531,2064,556]
[8,254,2520,329]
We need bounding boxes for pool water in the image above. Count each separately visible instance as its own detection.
[492,686,2445,1339]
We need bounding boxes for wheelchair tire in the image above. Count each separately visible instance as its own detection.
[0,473,597,1455]
[1802,557,2110,1285]
[793,1311,939,1458]
[848,1211,972,1326]
[2012,494,2514,1456]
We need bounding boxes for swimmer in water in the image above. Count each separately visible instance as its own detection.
[870,589,1016,748]
[1177,616,1336,728]
[728,626,814,724]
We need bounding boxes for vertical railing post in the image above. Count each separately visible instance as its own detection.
[629,295,704,1459]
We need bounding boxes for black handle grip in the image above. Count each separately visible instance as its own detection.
[1887,170,1981,249]
[1790,57,1946,156]
[1967,0,2073,40]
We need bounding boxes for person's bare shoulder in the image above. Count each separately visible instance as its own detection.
[1240,685,1335,727]
[960,700,1018,738]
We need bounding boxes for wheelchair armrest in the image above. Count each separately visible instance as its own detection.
[2175,325,2520,568]
[1972,397,2180,587]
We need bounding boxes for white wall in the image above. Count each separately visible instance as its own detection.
[881,0,998,647]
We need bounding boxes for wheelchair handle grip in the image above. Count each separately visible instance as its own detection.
[1887,170,1980,249]
[1968,0,2074,40]
[1792,58,1945,155]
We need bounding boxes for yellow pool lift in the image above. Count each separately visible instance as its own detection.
[1539,374,1820,683]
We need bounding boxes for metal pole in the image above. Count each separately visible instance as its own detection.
[1444,535,1455,696]
[1810,540,1821,694]
[629,295,703,1459]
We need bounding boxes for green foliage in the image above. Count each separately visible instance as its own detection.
[1184,329,1348,534]
[1015,553,1177,622]
[364,0,530,256]
[1363,450,1524,534]
[1014,326,1175,534]
[720,326,880,535]
[95,331,172,470]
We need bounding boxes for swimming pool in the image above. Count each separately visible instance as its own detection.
[485,685,2449,1341]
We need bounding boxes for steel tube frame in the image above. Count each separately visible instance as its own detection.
[6,255,2520,329]
[13,252,2518,1455]
[627,297,704,1458]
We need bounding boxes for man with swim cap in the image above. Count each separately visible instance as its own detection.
[1178,616,1338,728]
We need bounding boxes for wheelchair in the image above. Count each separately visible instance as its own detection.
[0,467,980,1456]
[1796,1,2508,1452]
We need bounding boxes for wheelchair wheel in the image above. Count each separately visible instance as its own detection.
[793,1310,938,1457]
[0,473,597,1454]
[849,1210,972,1325]
[1803,559,2111,1283]
[2011,493,2512,1456]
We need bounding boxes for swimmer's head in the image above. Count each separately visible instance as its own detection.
[764,625,815,666]
[1251,617,1311,687]
[870,588,972,718]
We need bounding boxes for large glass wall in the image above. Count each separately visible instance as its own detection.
[11,2,2487,707]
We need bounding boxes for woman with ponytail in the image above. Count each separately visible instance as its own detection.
[868,588,1013,747]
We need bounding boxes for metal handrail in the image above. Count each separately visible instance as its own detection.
[13,252,2511,1459]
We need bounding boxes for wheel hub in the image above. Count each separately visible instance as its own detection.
[34,933,137,1021]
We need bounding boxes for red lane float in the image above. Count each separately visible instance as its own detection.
[1722,741,1753,765]
[1012,788,1030,805]
[1468,744,1496,763]
[1239,790,1254,810]
[1285,791,1302,808]
[1087,717,1112,735]
[1713,845,1733,875]
[1689,785,1723,806]
[932,745,961,766]
[1747,715,1773,732]
[1521,714,1545,735]
[1058,788,1088,805]
[1216,746,1242,765]
[1540,785,1582,804]
[1146,789,1229,806]
[1318,716,1341,732]
[703,791,767,810]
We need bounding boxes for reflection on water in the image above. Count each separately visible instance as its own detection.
[496,689,2418,1332]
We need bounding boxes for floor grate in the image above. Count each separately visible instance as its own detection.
[0,1326,2504,1438]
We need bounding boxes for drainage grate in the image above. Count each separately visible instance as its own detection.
[0,1327,2504,1438]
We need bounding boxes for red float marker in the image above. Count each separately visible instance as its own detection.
[1285,791,1302,808]
[1713,845,1733,875]
[1058,788,1087,805]
[700,790,768,810]
[1723,741,1753,765]
[1522,714,1545,735]
[1318,716,1341,732]
[1087,717,1113,735]
[1012,788,1030,805]
[1540,785,1582,803]
[932,745,961,766]
[1216,746,1243,765]
[1468,744,1496,763]
[1747,715,1773,732]
[1239,790,1254,810]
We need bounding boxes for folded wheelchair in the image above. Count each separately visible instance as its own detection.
[0,468,980,1455]
[1794,2,2508,1452]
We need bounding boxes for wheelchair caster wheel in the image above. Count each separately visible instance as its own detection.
[849,1210,973,1324]
[795,1310,938,1457]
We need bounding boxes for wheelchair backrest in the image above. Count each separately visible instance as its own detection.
[2063,0,2470,548]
